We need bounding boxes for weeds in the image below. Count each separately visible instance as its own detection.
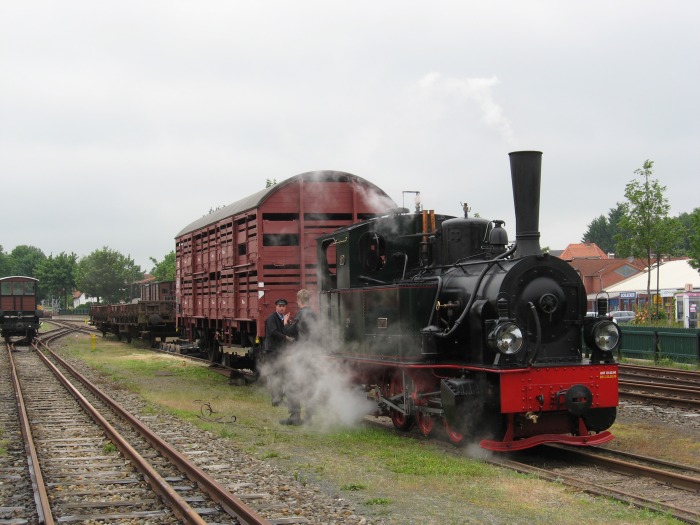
[56,336,693,525]
[342,483,367,491]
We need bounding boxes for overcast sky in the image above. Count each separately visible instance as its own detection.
[2,1,698,272]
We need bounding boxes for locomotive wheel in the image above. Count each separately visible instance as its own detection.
[443,419,465,445]
[416,411,435,436]
[389,373,413,432]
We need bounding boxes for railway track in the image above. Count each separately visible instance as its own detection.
[619,363,700,408]
[364,412,700,523]
[41,319,700,522]
[494,444,700,524]
[1,334,272,524]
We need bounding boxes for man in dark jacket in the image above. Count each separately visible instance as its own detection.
[264,298,292,408]
[264,298,290,353]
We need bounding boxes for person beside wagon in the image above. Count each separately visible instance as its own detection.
[264,298,293,407]
[279,289,319,425]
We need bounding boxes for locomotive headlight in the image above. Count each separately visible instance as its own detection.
[584,319,620,353]
[488,322,524,355]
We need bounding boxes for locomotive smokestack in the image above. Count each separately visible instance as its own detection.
[509,151,542,257]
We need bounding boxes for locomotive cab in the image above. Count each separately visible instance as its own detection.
[317,212,454,359]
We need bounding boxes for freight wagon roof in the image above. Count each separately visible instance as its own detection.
[0,276,38,282]
[175,170,393,238]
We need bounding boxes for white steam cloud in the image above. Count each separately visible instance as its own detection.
[418,72,516,144]
[259,342,375,429]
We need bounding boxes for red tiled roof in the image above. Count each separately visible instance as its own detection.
[560,243,608,260]
[565,257,645,294]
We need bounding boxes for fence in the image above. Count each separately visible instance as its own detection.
[57,307,90,316]
[619,325,700,364]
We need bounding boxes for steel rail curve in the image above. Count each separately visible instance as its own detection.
[31,340,210,525]
[36,327,272,525]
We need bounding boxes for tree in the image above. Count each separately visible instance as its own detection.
[675,211,695,256]
[582,203,625,255]
[0,245,9,277]
[74,247,143,303]
[149,251,176,281]
[615,160,685,302]
[689,208,700,270]
[35,252,78,309]
[7,245,46,277]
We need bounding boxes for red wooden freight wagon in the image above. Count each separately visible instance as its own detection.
[0,275,40,342]
[174,170,395,367]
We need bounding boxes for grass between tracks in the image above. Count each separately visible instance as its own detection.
[57,335,686,525]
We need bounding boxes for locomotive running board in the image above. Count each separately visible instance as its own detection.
[480,431,614,452]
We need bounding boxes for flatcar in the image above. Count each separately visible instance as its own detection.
[315,151,620,451]
[89,300,177,346]
[0,276,41,343]
[89,279,178,346]
[175,170,396,369]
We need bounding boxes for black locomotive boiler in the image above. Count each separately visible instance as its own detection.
[316,151,620,451]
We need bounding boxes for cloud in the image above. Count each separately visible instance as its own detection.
[0,1,697,266]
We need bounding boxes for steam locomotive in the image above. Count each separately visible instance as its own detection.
[316,151,620,451]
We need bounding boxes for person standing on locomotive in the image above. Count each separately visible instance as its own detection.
[264,298,293,407]
[280,288,319,425]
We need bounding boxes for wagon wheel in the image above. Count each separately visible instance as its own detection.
[389,372,413,432]
[443,418,465,445]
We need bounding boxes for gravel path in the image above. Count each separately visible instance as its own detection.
[618,399,700,432]
[54,346,376,525]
